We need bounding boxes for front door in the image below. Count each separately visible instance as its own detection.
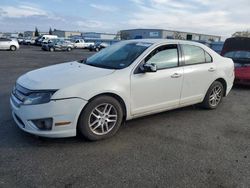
[130,44,183,116]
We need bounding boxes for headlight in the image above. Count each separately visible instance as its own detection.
[23,91,56,105]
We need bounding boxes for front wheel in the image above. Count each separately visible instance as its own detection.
[200,81,224,109]
[67,47,72,51]
[78,96,123,141]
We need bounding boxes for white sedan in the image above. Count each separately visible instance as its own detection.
[10,39,234,140]
[0,38,19,51]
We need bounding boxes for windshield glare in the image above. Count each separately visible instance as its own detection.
[84,42,152,69]
[224,51,250,59]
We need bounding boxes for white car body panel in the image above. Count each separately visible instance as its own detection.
[10,39,234,138]
[17,62,115,90]
[131,67,184,115]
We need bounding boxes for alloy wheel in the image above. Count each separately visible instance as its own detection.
[209,86,222,107]
[88,103,118,135]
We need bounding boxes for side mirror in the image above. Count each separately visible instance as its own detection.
[79,57,87,63]
[140,63,157,73]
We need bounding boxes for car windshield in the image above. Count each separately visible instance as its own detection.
[224,51,250,62]
[83,42,152,69]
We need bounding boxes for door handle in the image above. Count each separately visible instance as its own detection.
[208,67,216,72]
[171,73,182,78]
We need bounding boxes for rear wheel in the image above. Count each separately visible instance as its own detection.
[67,47,72,51]
[95,47,100,52]
[201,81,224,109]
[78,96,123,141]
[10,45,16,51]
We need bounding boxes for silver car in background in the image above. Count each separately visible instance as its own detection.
[0,38,19,51]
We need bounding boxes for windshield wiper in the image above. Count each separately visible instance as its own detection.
[78,58,87,63]
[85,62,115,69]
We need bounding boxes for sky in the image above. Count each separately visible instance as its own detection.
[0,0,249,38]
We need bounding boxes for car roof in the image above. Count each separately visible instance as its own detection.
[120,39,221,58]
[121,38,206,46]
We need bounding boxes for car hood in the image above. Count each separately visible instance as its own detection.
[17,61,115,90]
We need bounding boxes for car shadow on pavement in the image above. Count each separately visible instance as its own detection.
[0,105,202,148]
[232,84,250,90]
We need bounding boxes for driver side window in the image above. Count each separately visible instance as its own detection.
[145,44,179,69]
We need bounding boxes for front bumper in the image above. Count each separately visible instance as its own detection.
[10,94,87,138]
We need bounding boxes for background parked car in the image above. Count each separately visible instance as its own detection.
[42,39,74,52]
[35,35,58,46]
[89,42,110,51]
[23,37,36,45]
[17,37,24,44]
[0,38,19,51]
[210,41,224,54]
[73,39,94,49]
[221,37,250,85]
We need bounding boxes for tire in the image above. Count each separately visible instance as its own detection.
[200,81,224,109]
[78,96,123,141]
[10,45,16,51]
[67,47,72,51]
[49,47,55,52]
[95,47,100,52]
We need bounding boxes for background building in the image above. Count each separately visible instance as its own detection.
[52,29,81,38]
[81,32,117,40]
[120,29,221,42]
[24,31,48,37]
[1,32,20,38]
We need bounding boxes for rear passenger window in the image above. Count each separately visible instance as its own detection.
[205,51,212,63]
[182,45,212,65]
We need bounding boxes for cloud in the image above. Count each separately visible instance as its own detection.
[90,4,118,12]
[0,5,48,18]
[76,20,103,28]
[127,0,250,37]
[0,0,249,37]
[129,0,144,4]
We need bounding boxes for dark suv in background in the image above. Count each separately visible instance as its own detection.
[221,37,250,85]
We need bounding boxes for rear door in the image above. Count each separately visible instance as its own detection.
[54,42,62,50]
[180,44,216,105]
